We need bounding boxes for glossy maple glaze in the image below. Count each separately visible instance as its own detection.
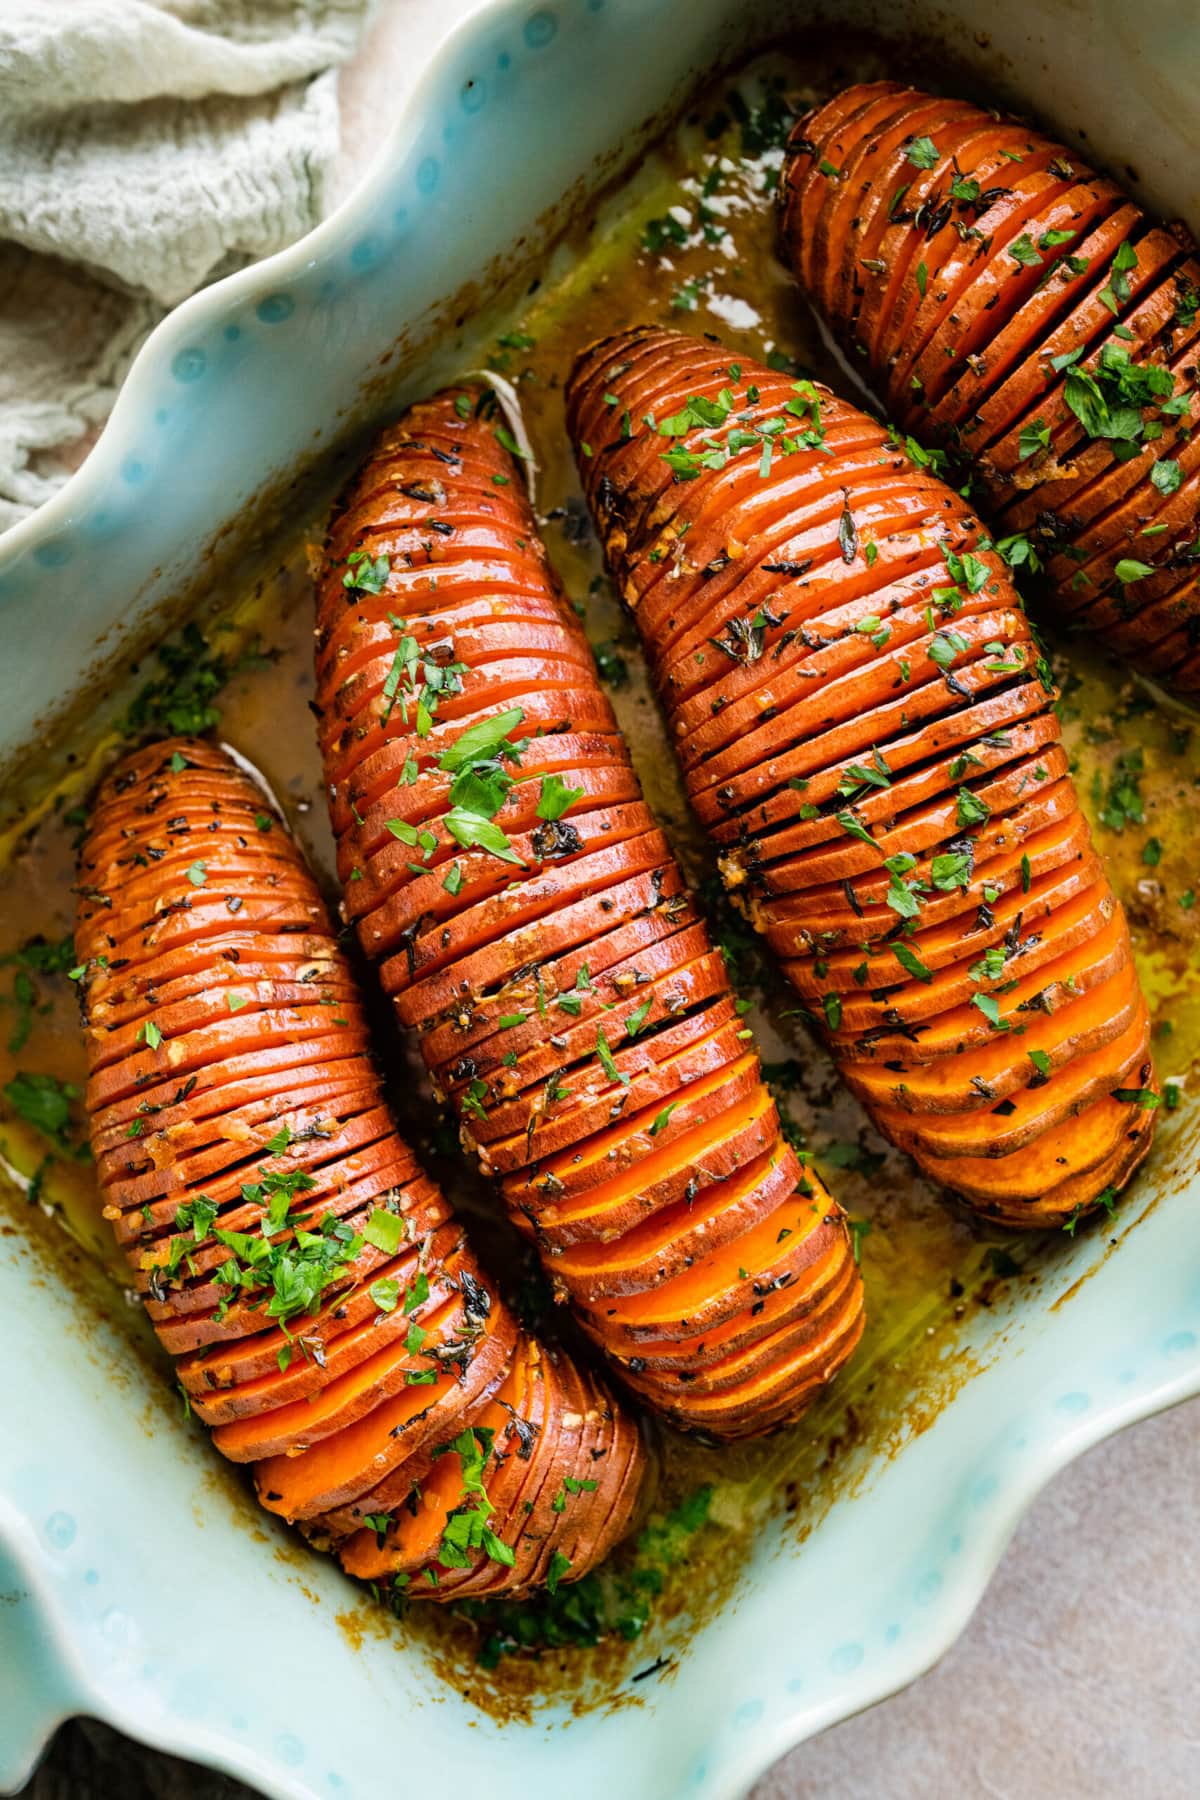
[780,83,1200,693]
[313,389,865,1437]
[568,325,1158,1225]
[75,738,645,1598]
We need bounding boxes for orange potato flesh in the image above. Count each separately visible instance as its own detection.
[567,326,1157,1227]
[779,83,1200,694]
[314,389,864,1436]
[78,739,644,1598]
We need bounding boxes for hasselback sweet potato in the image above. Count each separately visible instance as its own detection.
[314,388,864,1438]
[75,738,644,1598]
[566,325,1157,1227]
[779,83,1200,691]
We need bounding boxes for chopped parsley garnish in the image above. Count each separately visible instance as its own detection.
[654,380,828,484]
[0,935,75,1055]
[379,611,468,733]
[595,1027,628,1086]
[343,550,391,595]
[1008,233,1044,268]
[835,809,877,849]
[362,1208,406,1255]
[119,623,230,740]
[847,1218,872,1262]
[3,1071,88,1156]
[955,788,990,827]
[891,942,933,984]
[1114,558,1155,584]
[404,1272,431,1313]
[546,1550,572,1595]
[433,1425,515,1572]
[370,1276,400,1314]
[905,136,939,169]
[971,992,1008,1030]
[536,775,585,821]
[435,706,529,867]
[1098,239,1138,314]
[494,425,530,461]
[1062,341,1176,453]
[928,629,970,670]
[197,1183,366,1327]
[1111,1086,1160,1109]
[624,998,653,1038]
[1018,418,1051,459]
[594,641,630,689]
[1093,749,1144,831]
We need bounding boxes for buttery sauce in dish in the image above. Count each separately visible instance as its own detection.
[1,46,1197,1708]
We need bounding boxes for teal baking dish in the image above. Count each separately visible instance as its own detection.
[2,3,1198,1797]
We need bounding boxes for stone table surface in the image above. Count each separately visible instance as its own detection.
[20,3,1199,1795]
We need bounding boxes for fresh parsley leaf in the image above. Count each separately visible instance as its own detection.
[362,1209,405,1255]
[648,1103,677,1137]
[536,775,584,821]
[905,136,939,170]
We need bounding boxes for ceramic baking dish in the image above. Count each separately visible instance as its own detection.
[2,2,1198,1796]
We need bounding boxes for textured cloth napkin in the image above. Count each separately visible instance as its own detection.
[0,0,372,529]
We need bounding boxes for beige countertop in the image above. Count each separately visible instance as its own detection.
[755,1397,1198,1796]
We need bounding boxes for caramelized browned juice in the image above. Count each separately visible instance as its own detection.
[2,48,1196,1705]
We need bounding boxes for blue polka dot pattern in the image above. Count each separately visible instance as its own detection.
[44,1512,76,1548]
[524,11,558,49]
[255,294,294,325]
[33,539,72,569]
[170,348,207,383]
[350,236,384,270]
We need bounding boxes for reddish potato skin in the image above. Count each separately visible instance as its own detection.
[313,389,865,1439]
[566,325,1157,1229]
[76,737,643,1596]
[779,83,1200,694]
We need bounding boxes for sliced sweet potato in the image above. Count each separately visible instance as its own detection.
[779,81,1200,691]
[315,387,865,1434]
[568,327,1157,1227]
[873,998,1151,1159]
[79,738,644,1599]
[519,1076,779,1246]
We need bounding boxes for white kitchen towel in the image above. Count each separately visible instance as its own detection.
[0,0,373,528]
